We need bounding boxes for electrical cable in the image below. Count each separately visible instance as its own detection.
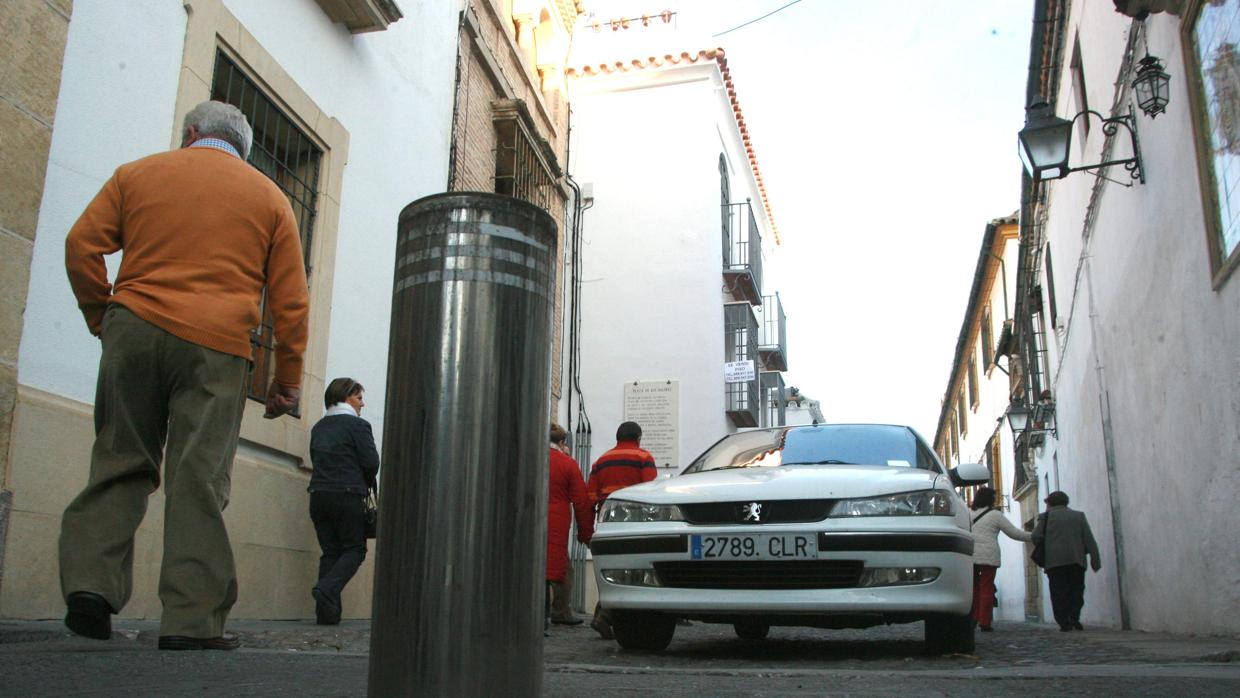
[712,0,803,38]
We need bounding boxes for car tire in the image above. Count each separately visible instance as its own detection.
[923,613,975,655]
[611,610,676,651]
[733,621,770,640]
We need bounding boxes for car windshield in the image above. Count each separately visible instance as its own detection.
[682,424,926,474]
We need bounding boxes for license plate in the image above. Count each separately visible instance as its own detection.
[690,533,817,560]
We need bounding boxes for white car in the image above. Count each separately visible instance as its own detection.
[590,424,991,654]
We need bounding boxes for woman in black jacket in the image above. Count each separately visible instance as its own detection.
[308,377,379,625]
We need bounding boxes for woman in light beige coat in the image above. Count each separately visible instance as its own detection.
[969,487,1032,631]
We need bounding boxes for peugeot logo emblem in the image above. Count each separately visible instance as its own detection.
[742,502,762,523]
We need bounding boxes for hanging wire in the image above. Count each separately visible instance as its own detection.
[712,0,804,38]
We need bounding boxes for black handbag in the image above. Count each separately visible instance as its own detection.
[364,489,378,539]
[1030,512,1048,567]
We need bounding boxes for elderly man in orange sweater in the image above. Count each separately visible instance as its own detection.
[60,100,309,651]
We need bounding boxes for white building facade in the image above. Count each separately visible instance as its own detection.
[564,46,789,476]
[1010,0,1240,635]
[2,0,458,620]
[933,216,1036,625]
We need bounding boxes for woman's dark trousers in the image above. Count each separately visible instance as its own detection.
[1046,564,1086,629]
[309,491,367,611]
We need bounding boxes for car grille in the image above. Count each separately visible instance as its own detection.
[678,499,834,524]
[653,560,864,590]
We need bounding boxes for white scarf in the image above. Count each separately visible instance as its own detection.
[324,403,358,418]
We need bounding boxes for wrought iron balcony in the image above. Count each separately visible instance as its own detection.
[757,292,787,372]
[724,302,760,428]
[722,201,764,306]
[761,371,786,428]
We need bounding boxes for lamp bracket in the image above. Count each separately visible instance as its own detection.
[1065,106,1144,185]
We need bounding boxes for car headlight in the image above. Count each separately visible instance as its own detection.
[830,490,954,517]
[598,499,684,523]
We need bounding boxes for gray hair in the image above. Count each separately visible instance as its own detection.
[183,100,253,160]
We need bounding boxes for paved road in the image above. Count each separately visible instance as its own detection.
[2,618,1237,696]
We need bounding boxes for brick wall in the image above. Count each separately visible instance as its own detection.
[449,2,572,408]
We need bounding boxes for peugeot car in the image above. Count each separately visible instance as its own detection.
[590,423,991,653]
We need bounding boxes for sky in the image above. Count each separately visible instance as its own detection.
[577,1,1035,439]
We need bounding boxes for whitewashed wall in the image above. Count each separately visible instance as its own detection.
[19,0,458,446]
[1030,5,1240,634]
[20,0,188,405]
[942,230,1029,623]
[570,66,755,469]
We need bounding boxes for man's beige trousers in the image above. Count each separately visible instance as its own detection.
[59,306,248,638]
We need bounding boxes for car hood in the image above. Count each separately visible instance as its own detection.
[612,465,949,503]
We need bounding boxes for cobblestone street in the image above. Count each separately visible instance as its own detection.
[3,617,1237,696]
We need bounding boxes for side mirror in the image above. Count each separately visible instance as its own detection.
[951,462,991,485]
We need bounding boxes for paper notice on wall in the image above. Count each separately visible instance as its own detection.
[724,360,756,383]
[623,381,680,471]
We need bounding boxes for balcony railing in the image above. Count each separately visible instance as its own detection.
[724,302,760,428]
[757,292,787,372]
[722,201,763,305]
[761,371,786,428]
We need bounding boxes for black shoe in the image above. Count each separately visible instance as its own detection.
[979,625,994,632]
[551,617,584,626]
[158,633,241,651]
[1073,622,1084,631]
[64,591,113,640]
[312,587,341,625]
[1059,625,1072,632]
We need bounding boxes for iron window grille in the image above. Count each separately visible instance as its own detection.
[760,371,786,428]
[721,201,763,305]
[210,50,322,408]
[724,302,760,427]
[757,293,788,372]
[493,100,558,212]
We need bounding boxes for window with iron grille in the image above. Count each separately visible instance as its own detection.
[210,50,322,407]
[493,100,557,211]
[760,371,786,428]
[724,303,759,427]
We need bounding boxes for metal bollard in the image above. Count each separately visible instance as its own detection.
[368,192,557,697]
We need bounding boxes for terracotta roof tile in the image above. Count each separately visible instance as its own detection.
[568,48,780,245]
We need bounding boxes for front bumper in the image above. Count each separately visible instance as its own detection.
[592,528,975,618]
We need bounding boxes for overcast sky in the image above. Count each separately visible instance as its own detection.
[578,1,1034,439]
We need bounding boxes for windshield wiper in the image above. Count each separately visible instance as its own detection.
[788,459,855,465]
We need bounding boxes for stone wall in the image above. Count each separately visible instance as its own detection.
[0,0,72,594]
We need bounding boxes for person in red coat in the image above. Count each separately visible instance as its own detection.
[547,423,593,626]
[585,421,658,638]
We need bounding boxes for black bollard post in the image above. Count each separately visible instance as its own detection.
[368,192,557,696]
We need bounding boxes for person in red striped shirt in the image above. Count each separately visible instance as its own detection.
[586,421,657,638]
[586,421,658,507]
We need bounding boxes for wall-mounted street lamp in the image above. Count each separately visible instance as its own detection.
[1006,394,1057,442]
[1005,402,1030,437]
[1018,99,1145,185]
[1132,54,1171,118]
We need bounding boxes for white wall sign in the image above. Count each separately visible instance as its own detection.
[723,360,756,384]
[623,381,680,471]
